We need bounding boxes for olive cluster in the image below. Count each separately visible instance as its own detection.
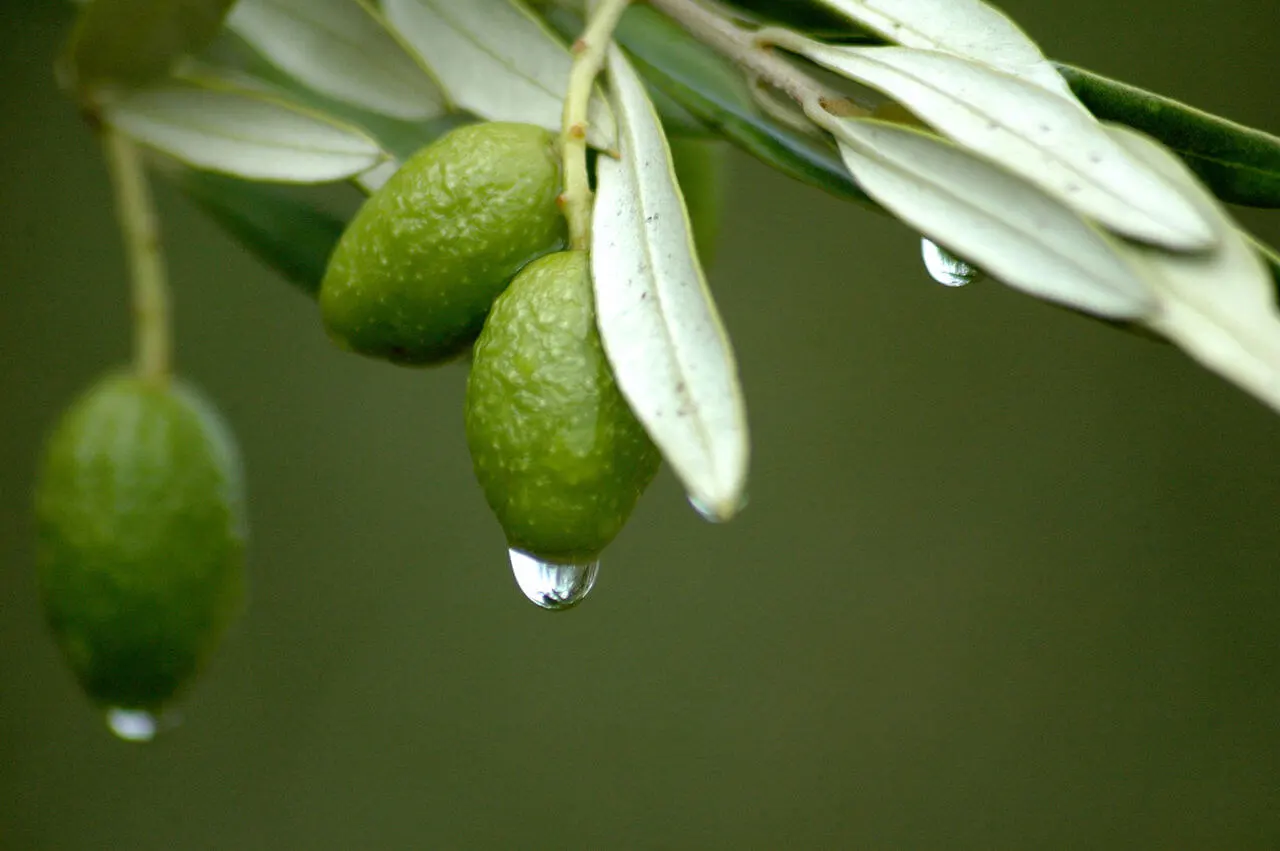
[321,122,666,564]
[33,121,722,723]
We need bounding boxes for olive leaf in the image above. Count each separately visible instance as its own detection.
[813,114,1156,319]
[593,45,750,522]
[186,32,470,161]
[808,0,1075,100]
[353,160,401,194]
[1104,127,1280,413]
[105,80,386,182]
[644,83,716,139]
[382,0,616,149]
[61,0,237,95]
[780,40,1217,251]
[225,0,446,121]
[1058,65,1280,209]
[167,166,347,298]
[719,0,879,41]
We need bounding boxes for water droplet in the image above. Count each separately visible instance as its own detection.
[688,492,749,523]
[508,549,599,611]
[105,708,159,743]
[921,239,978,287]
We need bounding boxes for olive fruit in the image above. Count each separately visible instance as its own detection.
[465,251,661,564]
[34,372,246,714]
[669,138,729,269]
[321,122,567,365]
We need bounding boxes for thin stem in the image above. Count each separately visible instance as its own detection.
[647,0,866,118]
[561,0,631,251]
[102,127,172,383]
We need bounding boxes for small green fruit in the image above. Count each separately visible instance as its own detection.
[669,138,729,268]
[465,251,661,564]
[34,372,246,714]
[320,122,567,365]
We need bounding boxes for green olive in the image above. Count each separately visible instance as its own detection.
[34,372,246,713]
[465,250,661,563]
[320,122,567,366]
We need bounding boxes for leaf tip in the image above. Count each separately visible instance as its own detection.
[688,486,749,524]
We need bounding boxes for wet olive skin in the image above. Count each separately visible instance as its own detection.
[465,251,660,563]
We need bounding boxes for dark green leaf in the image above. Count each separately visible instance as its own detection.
[62,0,237,96]
[1058,64,1280,209]
[720,0,881,42]
[645,81,715,138]
[167,166,348,298]
[542,4,874,207]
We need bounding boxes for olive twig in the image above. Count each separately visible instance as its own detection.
[102,127,171,383]
[646,0,868,119]
[561,0,631,251]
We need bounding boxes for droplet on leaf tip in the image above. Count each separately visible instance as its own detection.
[688,491,749,524]
[921,239,979,287]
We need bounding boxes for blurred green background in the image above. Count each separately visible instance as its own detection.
[3,1,1279,848]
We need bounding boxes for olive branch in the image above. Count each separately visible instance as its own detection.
[57,0,1280,547]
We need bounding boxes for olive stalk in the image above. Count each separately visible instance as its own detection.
[102,127,171,383]
[560,0,631,251]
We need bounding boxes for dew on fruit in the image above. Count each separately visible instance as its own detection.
[105,708,160,743]
[921,239,978,287]
[508,549,599,611]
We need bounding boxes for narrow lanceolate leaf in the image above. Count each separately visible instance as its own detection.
[180,34,473,162]
[106,82,385,182]
[62,0,237,95]
[167,166,347,298]
[1106,127,1280,413]
[226,0,445,121]
[1058,64,1280,209]
[808,0,1075,100]
[593,46,750,521]
[383,0,615,149]
[813,113,1155,319]
[786,42,1217,251]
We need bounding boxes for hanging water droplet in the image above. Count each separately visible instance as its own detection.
[921,239,978,287]
[508,549,599,611]
[688,491,750,523]
[689,495,717,521]
[105,707,159,743]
